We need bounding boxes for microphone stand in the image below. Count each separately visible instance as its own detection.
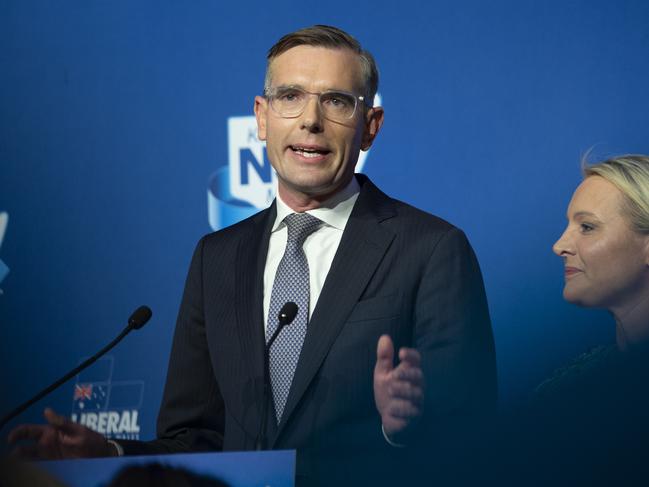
[0,306,152,430]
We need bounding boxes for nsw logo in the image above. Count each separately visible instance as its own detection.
[207,94,381,231]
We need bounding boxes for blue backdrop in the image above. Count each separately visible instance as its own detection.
[2,0,649,442]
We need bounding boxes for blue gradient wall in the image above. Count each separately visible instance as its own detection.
[2,0,648,441]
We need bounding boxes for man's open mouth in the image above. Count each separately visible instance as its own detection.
[290,145,330,158]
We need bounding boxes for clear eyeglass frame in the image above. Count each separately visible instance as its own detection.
[264,86,366,122]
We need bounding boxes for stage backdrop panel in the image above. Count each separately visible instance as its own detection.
[2,0,648,442]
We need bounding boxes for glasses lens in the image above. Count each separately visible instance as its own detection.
[270,87,306,117]
[268,88,358,120]
[320,92,356,120]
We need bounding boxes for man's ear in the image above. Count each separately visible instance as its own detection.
[254,96,268,141]
[361,106,384,151]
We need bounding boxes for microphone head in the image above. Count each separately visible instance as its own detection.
[128,305,152,330]
[278,302,298,326]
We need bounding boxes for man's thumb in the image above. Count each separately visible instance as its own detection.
[44,408,77,434]
[375,334,395,374]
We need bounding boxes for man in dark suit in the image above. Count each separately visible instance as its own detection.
[10,25,495,485]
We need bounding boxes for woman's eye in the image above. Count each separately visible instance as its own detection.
[580,223,595,233]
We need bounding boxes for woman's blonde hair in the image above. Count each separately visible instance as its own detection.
[583,154,649,235]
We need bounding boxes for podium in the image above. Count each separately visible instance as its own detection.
[39,450,295,487]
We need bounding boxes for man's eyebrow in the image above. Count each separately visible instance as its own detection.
[271,84,351,93]
[272,84,304,90]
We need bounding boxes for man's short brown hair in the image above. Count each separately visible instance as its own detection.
[264,25,379,106]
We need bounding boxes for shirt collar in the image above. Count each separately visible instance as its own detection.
[272,176,361,232]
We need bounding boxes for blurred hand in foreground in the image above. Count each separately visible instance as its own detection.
[8,408,116,460]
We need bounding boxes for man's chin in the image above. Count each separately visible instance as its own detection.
[280,176,348,199]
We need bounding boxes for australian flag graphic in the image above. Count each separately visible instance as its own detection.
[73,383,109,411]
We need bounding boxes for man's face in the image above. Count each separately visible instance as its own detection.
[255,46,383,207]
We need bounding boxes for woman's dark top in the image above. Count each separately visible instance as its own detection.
[520,344,649,485]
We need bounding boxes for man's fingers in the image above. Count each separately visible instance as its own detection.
[9,429,60,460]
[7,424,46,444]
[375,335,395,374]
[8,409,73,444]
[393,365,423,383]
[388,381,424,404]
[375,337,425,438]
[387,399,421,419]
[44,408,65,425]
[44,408,79,436]
[398,347,421,367]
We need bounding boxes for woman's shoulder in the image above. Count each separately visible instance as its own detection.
[533,344,618,402]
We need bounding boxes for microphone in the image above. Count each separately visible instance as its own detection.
[0,306,153,430]
[268,302,298,350]
[256,302,298,450]
[128,305,152,330]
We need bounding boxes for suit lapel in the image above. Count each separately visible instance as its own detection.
[273,177,397,441]
[234,204,276,430]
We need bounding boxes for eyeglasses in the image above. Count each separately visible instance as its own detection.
[265,86,365,122]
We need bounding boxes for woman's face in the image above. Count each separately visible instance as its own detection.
[553,176,649,312]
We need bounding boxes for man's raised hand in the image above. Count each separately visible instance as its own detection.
[374,335,424,442]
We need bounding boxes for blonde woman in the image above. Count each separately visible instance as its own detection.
[528,155,649,484]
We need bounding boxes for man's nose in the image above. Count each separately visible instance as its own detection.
[300,95,324,132]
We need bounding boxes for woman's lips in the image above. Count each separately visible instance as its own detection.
[564,266,582,278]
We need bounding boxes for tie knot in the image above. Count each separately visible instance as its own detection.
[284,213,322,244]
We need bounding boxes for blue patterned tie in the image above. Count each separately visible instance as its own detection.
[267,213,322,422]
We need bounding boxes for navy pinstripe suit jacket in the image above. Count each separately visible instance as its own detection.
[121,175,496,482]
